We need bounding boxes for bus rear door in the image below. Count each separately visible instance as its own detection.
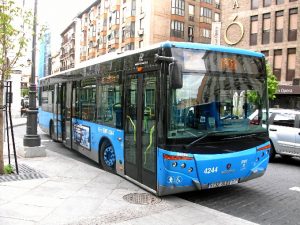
[54,83,66,142]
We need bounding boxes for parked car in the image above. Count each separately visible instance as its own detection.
[248,108,283,126]
[268,109,300,161]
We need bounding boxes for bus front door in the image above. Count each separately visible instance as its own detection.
[124,71,157,191]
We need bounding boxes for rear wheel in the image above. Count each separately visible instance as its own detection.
[100,140,116,173]
[49,121,54,140]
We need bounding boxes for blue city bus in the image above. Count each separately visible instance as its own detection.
[38,42,270,196]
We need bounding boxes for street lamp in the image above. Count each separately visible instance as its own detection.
[23,0,41,148]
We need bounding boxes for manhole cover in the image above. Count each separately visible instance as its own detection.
[123,193,162,205]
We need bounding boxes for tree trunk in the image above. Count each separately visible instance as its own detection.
[0,81,4,174]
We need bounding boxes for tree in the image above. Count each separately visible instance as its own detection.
[0,0,32,174]
[266,63,278,101]
[248,62,279,106]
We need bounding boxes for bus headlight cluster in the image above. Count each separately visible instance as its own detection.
[172,162,177,167]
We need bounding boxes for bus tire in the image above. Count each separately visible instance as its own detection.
[49,121,54,140]
[100,140,116,173]
[269,142,276,162]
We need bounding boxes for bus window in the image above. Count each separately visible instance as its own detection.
[77,78,96,122]
[97,72,122,128]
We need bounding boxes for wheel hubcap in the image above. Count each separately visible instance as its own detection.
[104,146,116,167]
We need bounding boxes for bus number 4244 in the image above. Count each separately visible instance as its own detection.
[204,167,218,174]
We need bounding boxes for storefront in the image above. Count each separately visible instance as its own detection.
[270,85,300,110]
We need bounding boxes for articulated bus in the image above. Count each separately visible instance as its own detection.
[39,42,270,196]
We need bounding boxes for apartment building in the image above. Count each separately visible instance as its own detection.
[59,0,220,69]
[221,0,300,109]
[60,19,81,71]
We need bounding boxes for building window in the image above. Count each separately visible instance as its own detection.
[171,20,184,38]
[188,26,194,42]
[276,0,284,4]
[200,7,212,23]
[288,8,298,41]
[131,0,136,16]
[122,7,126,23]
[215,0,220,9]
[250,15,258,46]
[122,27,125,42]
[262,13,270,44]
[287,48,296,81]
[201,0,212,3]
[200,28,211,38]
[125,42,134,50]
[140,0,144,13]
[188,4,195,21]
[130,22,135,37]
[251,0,258,9]
[214,12,220,22]
[171,0,185,16]
[273,49,282,81]
[139,40,143,48]
[263,0,271,7]
[139,18,144,29]
[275,11,284,43]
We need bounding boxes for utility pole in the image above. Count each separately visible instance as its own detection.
[21,0,46,157]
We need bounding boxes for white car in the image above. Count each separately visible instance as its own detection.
[268,109,300,161]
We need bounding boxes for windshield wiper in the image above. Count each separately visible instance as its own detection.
[184,131,239,149]
[184,131,223,149]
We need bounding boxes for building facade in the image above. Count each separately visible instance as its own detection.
[221,0,300,109]
[58,0,221,69]
[60,19,81,71]
[38,32,51,78]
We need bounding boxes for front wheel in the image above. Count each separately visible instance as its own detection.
[269,143,276,162]
[100,140,116,173]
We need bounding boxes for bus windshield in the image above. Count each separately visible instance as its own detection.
[168,49,267,140]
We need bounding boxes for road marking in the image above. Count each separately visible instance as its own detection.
[289,187,300,192]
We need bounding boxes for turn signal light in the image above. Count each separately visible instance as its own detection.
[163,154,193,161]
[257,144,271,151]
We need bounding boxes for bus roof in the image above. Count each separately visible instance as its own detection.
[162,42,264,58]
[41,41,264,80]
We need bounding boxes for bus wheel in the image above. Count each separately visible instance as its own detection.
[100,140,116,173]
[49,121,54,140]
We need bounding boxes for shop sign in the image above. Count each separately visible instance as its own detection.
[277,85,300,95]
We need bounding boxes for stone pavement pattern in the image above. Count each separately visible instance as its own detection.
[0,123,258,225]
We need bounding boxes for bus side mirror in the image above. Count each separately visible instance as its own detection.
[169,62,183,89]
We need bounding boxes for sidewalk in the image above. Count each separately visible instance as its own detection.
[0,124,258,225]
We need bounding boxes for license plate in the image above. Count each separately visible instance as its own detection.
[208,179,238,189]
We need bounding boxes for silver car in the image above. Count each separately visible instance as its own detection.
[269,109,300,161]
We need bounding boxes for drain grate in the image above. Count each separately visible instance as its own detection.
[0,164,47,183]
[123,193,162,205]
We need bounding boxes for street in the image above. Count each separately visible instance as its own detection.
[8,125,300,225]
[178,156,300,225]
